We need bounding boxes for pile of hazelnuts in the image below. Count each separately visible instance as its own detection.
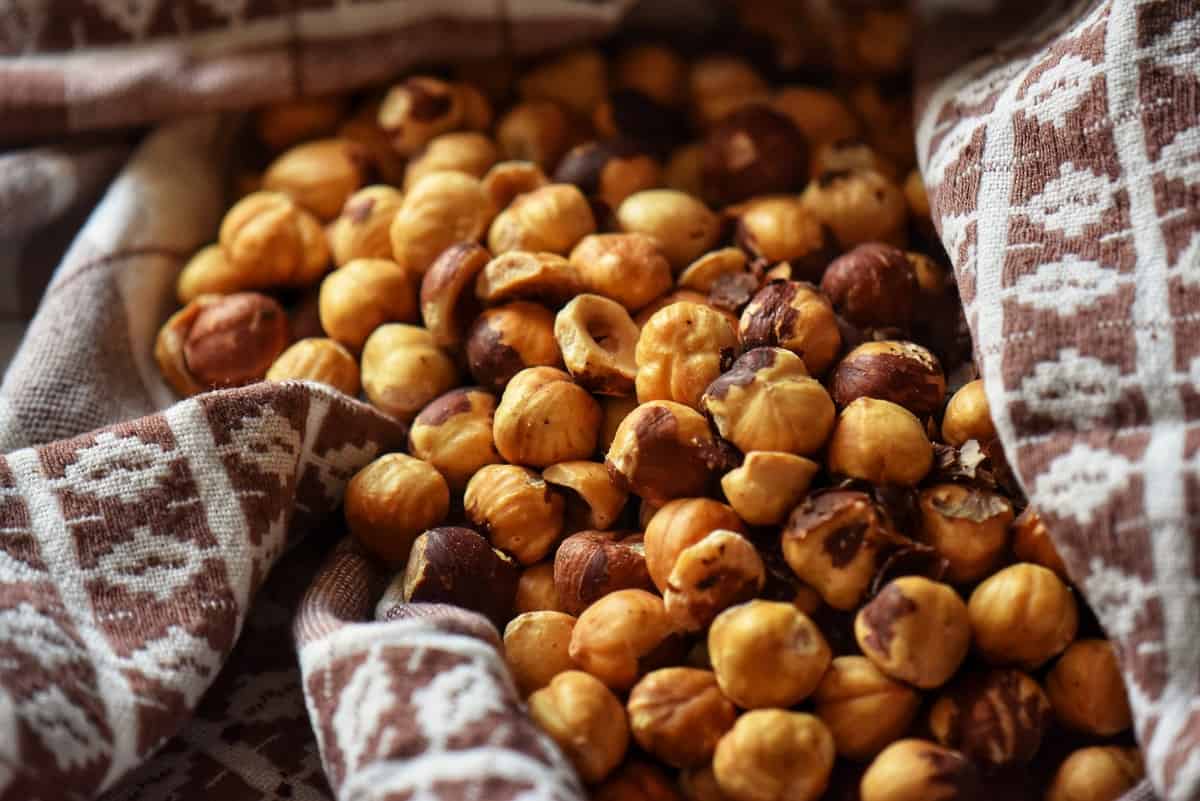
[154,24,1143,801]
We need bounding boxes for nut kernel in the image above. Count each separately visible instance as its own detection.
[739,281,841,375]
[475,251,582,306]
[404,131,498,190]
[628,668,737,768]
[319,258,418,350]
[397,527,518,626]
[636,302,738,409]
[219,191,330,288]
[419,241,490,349]
[605,401,723,504]
[377,76,465,156]
[827,397,933,486]
[359,323,458,420]
[555,294,639,395]
[941,379,996,447]
[860,739,979,801]
[593,761,684,801]
[712,710,835,801]
[771,88,859,149]
[569,233,674,312]
[493,366,601,467]
[644,498,746,592]
[262,137,368,220]
[408,387,502,491]
[664,529,765,631]
[813,656,921,761]
[503,610,577,695]
[496,100,572,169]
[1045,639,1131,736]
[553,531,652,616]
[1011,506,1069,580]
[265,337,360,396]
[569,589,679,690]
[328,185,406,267]
[721,451,818,526]
[830,340,945,417]
[482,160,550,212]
[344,453,450,566]
[515,562,562,614]
[678,247,748,293]
[518,48,608,117]
[542,460,629,532]
[389,171,491,275]
[968,563,1078,669]
[1047,747,1144,801]
[918,484,1014,583]
[617,190,721,270]
[735,197,832,276]
[928,669,1051,766]
[465,300,561,391]
[528,670,629,783]
[464,463,564,565]
[176,244,245,303]
[801,168,907,249]
[854,576,969,688]
[487,184,596,255]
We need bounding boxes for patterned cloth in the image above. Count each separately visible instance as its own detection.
[0,1,1198,800]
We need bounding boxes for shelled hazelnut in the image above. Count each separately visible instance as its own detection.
[377,76,466,156]
[637,301,738,409]
[664,143,706,197]
[644,498,746,591]
[1047,747,1144,801]
[465,301,562,391]
[679,764,730,801]
[481,160,549,211]
[328,186,406,267]
[569,589,680,690]
[464,463,564,564]
[628,667,738,768]
[359,323,458,420]
[554,531,652,615]
[941,379,996,446]
[403,131,499,189]
[338,101,408,187]
[176,245,247,303]
[848,83,916,173]
[475,251,581,306]
[396,526,518,626]
[928,669,1051,766]
[968,563,1078,668]
[709,600,830,709]
[827,398,933,485]
[702,106,809,204]
[801,169,907,249]
[503,610,577,695]
[830,341,945,416]
[496,100,572,169]
[515,562,562,614]
[735,197,833,276]
[739,281,842,375]
[419,241,489,349]
[390,171,492,277]
[605,401,724,503]
[407,387,502,491]
[821,243,918,329]
[345,453,450,566]
[493,366,601,467]
[1045,639,1132,736]
[1011,507,1070,579]
[636,289,739,330]
[219,191,330,288]
[527,670,629,783]
[814,656,921,761]
[688,56,769,129]
[542,460,629,532]
[721,451,818,526]
[594,761,684,801]
[615,44,687,108]
[569,233,674,312]
[905,251,946,296]
[677,247,747,293]
[518,48,607,117]
[488,184,596,255]
[262,138,369,221]
[860,739,979,801]
[319,258,418,350]
[554,294,639,395]
[917,484,1014,583]
[255,96,346,152]
[855,576,970,689]
[599,395,638,452]
[617,190,721,270]
[664,529,765,631]
[770,88,860,150]
[554,141,663,211]
[265,337,360,396]
[712,710,835,801]
[810,139,899,182]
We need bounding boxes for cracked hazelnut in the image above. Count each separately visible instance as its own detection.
[636,302,739,409]
[504,610,577,695]
[827,398,933,485]
[408,387,502,491]
[814,656,921,761]
[918,484,1014,583]
[518,48,608,117]
[968,563,1078,668]
[464,463,564,564]
[628,668,738,768]
[1046,639,1131,735]
[594,761,683,801]
[569,233,674,312]
[709,600,831,709]
[255,95,346,152]
[262,138,368,221]
[516,562,563,614]
[688,56,769,129]
[721,451,819,526]
[555,294,639,395]
[928,669,1051,767]
[554,141,663,211]
[606,401,724,503]
[664,142,706,197]
[481,160,550,212]
[397,526,518,626]
[860,739,979,801]
[404,131,498,190]
[1011,507,1069,580]
[830,341,945,416]
[528,670,629,784]
[735,197,833,277]
[465,301,562,391]
[810,139,898,183]
[265,337,359,396]
[1048,747,1144,801]
[360,323,458,420]
[855,576,969,688]
[600,395,638,453]
[739,281,841,375]
[554,531,652,615]
[644,497,746,592]
[801,169,907,249]
[345,453,450,566]
[418,241,489,349]
[475,250,582,306]
[665,529,765,631]
[617,190,721,271]
[771,88,860,150]
[941,379,996,447]
[168,292,290,392]
[488,184,596,255]
[328,185,405,267]
[702,106,809,204]
[176,244,247,303]
[713,710,835,801]
[219,191,329,288]
[616,44,687,107]
[543,461,629,532]
[377,76,465,156]
[821,244,918,329]
[569,589,680,691]
[389,171,491,276]
[677,247,747,293]
[319,258,418,350]
[496,100,572,170]
[493,366,601,467]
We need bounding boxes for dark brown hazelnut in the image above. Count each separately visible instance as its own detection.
[465,301,562,391]
[377,76,465,156]
[542,460,629,533]
[554,530,654,615]
[739,281,842,375]
[605,401,723,504]
[555,294,639,395]
[395,526,519,627]
[418,241,489,349]
[820,244,918,328]
[735,196,835,278]
[905,251,946,296]
[181,292,290,389]
[554,140,663,211]
[801,168,908,249]
[569,233,674,312]
[928,669,1052,766]
[918,484,1014,584]
[830,341,946,416]
[1011,506,1070,580]
[855,576,970,688]
[702,105,809,204]
[593,89,688,157]
[408,387,502,491]
[860,739,979,801]
[1047,747,1144,801]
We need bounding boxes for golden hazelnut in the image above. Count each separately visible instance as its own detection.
[636,302,739,409]
[1046,639,1131,735]
[569,233,674,313]
[617,190,721,271]
[487,184,596,256]
[496,100,572,169]
[593,761,684,801]
[418,241,489,349]
[493,366,601,467]
[481,159,550,213]
[543,460,629,532]
[644,497,746,591]
[475,250,582,306]
[810,139,899,183]
[465,301,562,391]
[328,185,406,267]
[702,347,835,455]
[688,56,769,129]
[569,589,680,690]
[176,244,246,303]
[165,292,290,392]
[219,191,329,288]
[917,484,1014,583]
[527,670,629,784]
[770,88,859,149]
[344,453,450,566]
[702,106,808,204]
[664,142,706,197]
[396,526,518,626]
[968,563,1078,668]
[518,48,608,117]
[860,739,979,801]
[254,95,346,152]
[389,171,491,276]
[941,379,996,446]
[677,247,747,293]
[928,669,1051,766]
[464,463,564,564]
[904,169,931,221]
[721,451,818,526]
[265,337,359,396]
[855,576,970,688]
[615,44,687,107]
[554,531,652,615]
[1047,747,1144,801]
[813,656,921,761]
[712,710,834,801]
[709,601,830,709]
[801,169,907,249]
[827,398,933,485]
[155,296,214,396]
[359,323,458,420]
[821,243,919,329]
[455,81,493,130]
[262,138,368,221]
[739,281,841,375]
[628,668,738,768]
[906,251,946,296]
[377,76,465,156]
[555,140,663,210]
[836,9,912,76]
[665,529,765,631]
[408,387,502,491]
[1011,506,1069,580]
[600,395,638,453]
[319,258,418,350]
[679,764,732,801]
[338,102,408,187]
[554,294,639,395]
[830,340,945,416]
[636,289,739,330]
[516,562,563,614]
[403,131,499,190]
[606,401,724,503]
[735,197,832,276]
[503,610,577,695]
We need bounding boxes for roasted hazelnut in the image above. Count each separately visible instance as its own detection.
[569,233,674,313]
[702,106,808,204]
[688,56,769,129]
[408,387,502,491]
[848,84,917,174]
[941,379,996,446]
[255,95,346,151]
[168,292,290,391]
[821,243,918,329]
[554,531,652,615]
[543,460,629,532]
[360,324,458,420]
[677,247,747,293]
[928,669,1051,766]
[528,670,629,784]
[265,337,360,396]
[1047,747,1144,801]
[481,160,550,213]
[154,296,213,396]
[345,453,450,566]
[905,251,945,296]
[176,244,246,303]
[739,281,841,375]
[712,710,835,801]
[810,139,898,183]
[644,497,746,591]
[679,764,732,801]
[1011,507,1069,580]
[554,294,639,395]
[709,600,830,708]
[917,484,1013,583]
[830,341,945,416]
[475,250,582,306]
[721,451,818,526]
[464,464,564,564]
[390,171,491,276]
[516,562,563,614]
[904,168,931,220]
[702,347,835,455]
[735,197,832,275]
[487,184,596,256]
[319,258,418,350]
[397,526,518,626]
[637,302,738,409]
[555,141,663,211]
[417,242,489,349]
[493,366,601,467]
[404,131,499,190]
[518,48,607,117]
[801,169,907,249]
[968,563,1078,668]
[859,739,979,801]
[377,76,465,156]
[665,529,765,631]
[600,395,638,453]
[628,668,738,768]
[569,589,679,690]
[219,191,329,288]
[827,398,933,485]
[615,44,687,107]
[504,610,577,695]
[328,185,406,267]
[606,401,724,503]
[262,138,368,221]
[664,142,706,197]
[455,81,493,130]
[1046,639,1131,735]
[771,88,860,150]
[855,576,970,688]
[496,100,572,170]
[814,656,921,761]
[636,289,740,331]
[465,301,562,391]
[338,102,408,187]
[617,190,721,271]
[594,761,683,801]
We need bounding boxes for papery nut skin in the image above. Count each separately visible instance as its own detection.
[854,576,969,689]
[702,106,809,205]
[182,292,291,389]
[820,243,918,329]
[739,281,841,375]
[553,531,653,616]
[928,669,1052,766]
[605,401,724,504]
[398,526,518,627]
[830,340,945,417]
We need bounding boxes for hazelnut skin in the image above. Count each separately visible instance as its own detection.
[176,244,246,303]
[918,484,1014,583]
[515,562,563,614]
[709,600,831,709]
[615,44,687,107]
[170,292,291,391]
[360,323,459,420]
[593,761,684,801]
[968,563,1078,668]
[503,610,577,695]
[517,47,608,117]
[627,668,738,768]
[801,168,908,249]
[827,398,934,486]
[262,138,368,221]
[813,656,922,761]
[1047,747,1144,801]
[487,183,596,256]
[664,529,765,631]
[721,451,818,526]
[344,453,450,566]
[554,140,663,211]
[771,88,860,150]
[496,100,572,170]
[542,460,629,533]
[377,76,465,157]
[527,670,629,784]
[644,498,746,592]
[465,301,562,392]
[860,739,979,801]
[403,131,498,190]
[605,401,724,504]
[855,576,970,689]
[493,366,601,467]
[475,250,581,307]
[702,106,809,204]
[735,197,833,276]
[319,258,418,350]
[418,241,489,349]
[739,281,842,375]
[397,526,518,627]
[636,301,739,409]
[906,251,946,296]
[821,243,919,329]
[1011,506,1069,580]
[712,710,835,801]
[481,159,550,212]
[389,171,491,276]
[616,190,722,271]
[219,191,329,288]
[569,589,680,691]
[1046,639,1132,735]
[941,379,997,446]
[928,669,1052,766]
[328,185,406,267]
[407,387,502,491]
[265,337,360,396]
[569,233,674,312]
[830,341,946,417]
[553,530,653,616]
[464,464,564,565]
[156,296,217,396]
[555,294,639,396]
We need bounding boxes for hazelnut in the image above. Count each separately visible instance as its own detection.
[176,244,245,303]
[408,387,502,491]
[835,10,912,77]
[636,289,739,330]
[527,670,628,784]
[600,395,638,453]
[616,190,721,271]
[606,401,723,503]
[455,81,493,130]
[735,197,833,276]
[396,526,518,626]
[170,292,290,391]
[465,301,562,391]
[628,668,738,768]
[1046,639,1131,735]
[848,84,917,175]
[721,451,818,526]
[677,247,747,293]
[664,142,706,197]
[518,48,608,117]
[679,764,732,801]
[496,100,572,169]
[1047,747,1144,801]
[801,169,908,249]
[830,341,945,416]
[636,302,739,409]
[319,258,418,350]
[389,171,491,276]
[554,531,653,615]
[968,563,1078,668]
[543,460,629,532]
[344,453,450,566]
[569,589,680,690]
[360,324,459,420]
[941,379,996,446]
[904,169,931,221]
[1011,507,1069,580]
[515,562,563,614]
[929,669,1051,767]
[554,294,639,395]
[917,484,1014,583]
[481,160,550,212]
[712,710,835,801]
[503,610,577,695]
[403,131,499,190]
[554,141,663,211]
[771,88,860,149]
[262,138,368,221]
[328,185,405,267]
[338,102,408,187]
[218,191,330,288]
[906,251,946,296]
[710,600,830,708]
[665,529,765,631]
[810,139,899,183]
[739,281,842,375]
[688,56,769,129]
[418,241,489,349]
[821,244,919,329]
[593,761,684,801]
[377,76,465,156]
[813,656,921,761]
[859,739,979,801]
[855,576,970,688]
[644,497,747,591]
[255,95,346,151]
[475,250,582,306]
[569,233,674,312]
[827,398,933,485]
[487,184,596,256]
[464,464,564,564]
[702,347,835,455]
[155,296,216,396]
[615,44,687,107]
[702,106,808,204]
[265,337,360,396]
[493,366,601,467]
